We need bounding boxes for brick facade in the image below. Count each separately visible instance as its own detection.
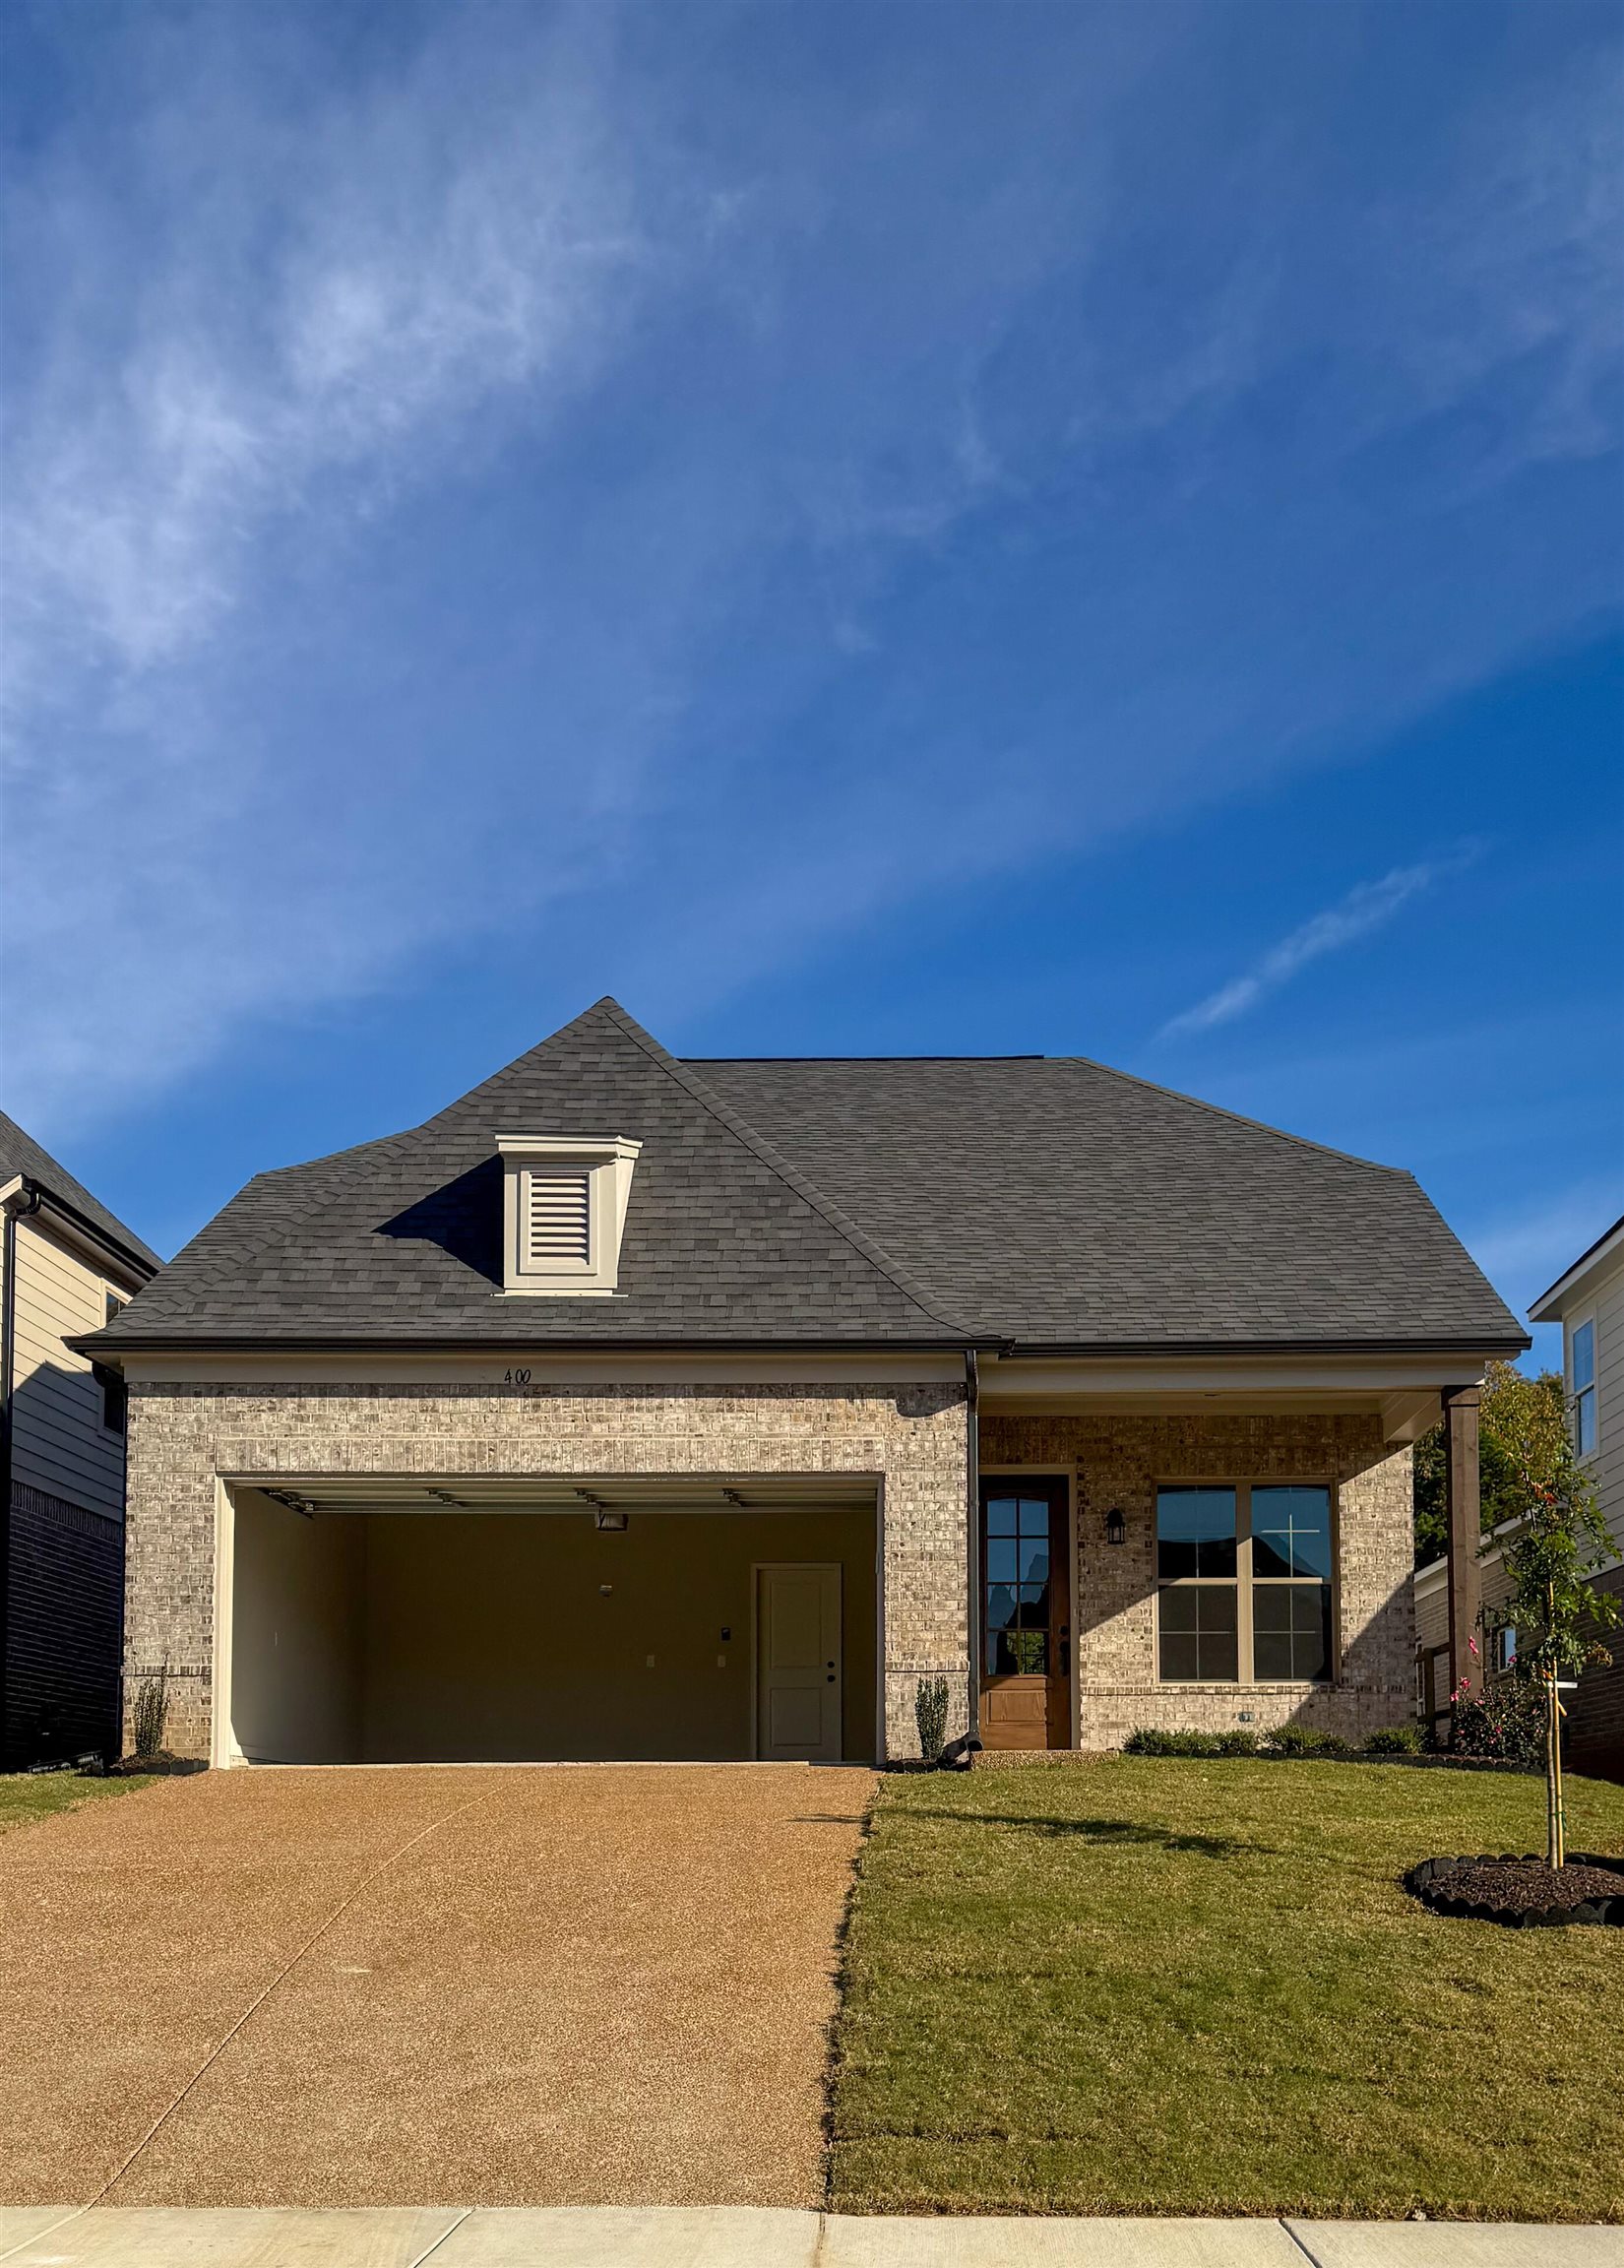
[981,1412,1414,1746]
[123,1378,970,1762]
[125,1383,1417,1763]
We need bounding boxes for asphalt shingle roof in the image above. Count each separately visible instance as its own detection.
[0,1112,160,1275]
[88,998,1523,1353]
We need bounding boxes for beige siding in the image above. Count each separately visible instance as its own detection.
[7,1217,128,1520]
[1583,1257,1624,1560]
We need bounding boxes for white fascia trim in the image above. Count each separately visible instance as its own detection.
[1530,1220,1624,1320]
[117,1350,967,1386]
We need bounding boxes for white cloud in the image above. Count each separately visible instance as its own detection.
[4,27,649,710]
[1157,852,1478,1040]
[0,10,1616,1141]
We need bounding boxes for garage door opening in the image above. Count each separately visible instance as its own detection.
[218,1475,879,1766]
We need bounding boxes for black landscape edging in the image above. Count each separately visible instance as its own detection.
[1404,1852,1624,1929]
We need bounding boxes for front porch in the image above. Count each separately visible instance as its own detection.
[969,1354,1485,1753]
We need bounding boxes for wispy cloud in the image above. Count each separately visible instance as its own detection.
[1157,850,1479,1040]
[4,22,655,715]
[0,6,1616,1140]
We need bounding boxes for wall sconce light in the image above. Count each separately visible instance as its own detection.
[1104,1508,1126,1547]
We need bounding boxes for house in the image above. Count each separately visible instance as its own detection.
[78,998,1524,1769]
[1,1115,159,1767]
[1416,1215,1624,1777]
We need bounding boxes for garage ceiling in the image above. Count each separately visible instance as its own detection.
[237,1473,881,1517]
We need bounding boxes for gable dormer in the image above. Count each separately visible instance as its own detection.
[495,1133,641,1295]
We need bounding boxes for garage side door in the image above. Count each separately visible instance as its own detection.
[756,1564,842,1762]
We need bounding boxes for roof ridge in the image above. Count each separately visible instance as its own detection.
[596,999,969,1334]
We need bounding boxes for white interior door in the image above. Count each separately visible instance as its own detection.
[755,1564,842,1762]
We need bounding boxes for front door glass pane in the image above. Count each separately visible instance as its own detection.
[986,1494,1053,1675]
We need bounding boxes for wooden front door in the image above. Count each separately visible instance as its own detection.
[979,1478,1070,1749]
[755,1564,843,1761]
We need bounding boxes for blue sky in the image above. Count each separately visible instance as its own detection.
[3,0,1620,1360]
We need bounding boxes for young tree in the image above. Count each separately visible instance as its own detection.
[1412,1360,1566,1565]
[1495,1442,1619,1867]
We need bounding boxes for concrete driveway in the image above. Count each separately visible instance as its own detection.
[0,1764,875,2210]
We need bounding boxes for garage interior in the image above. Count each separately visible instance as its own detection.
[222,1474,878,1766]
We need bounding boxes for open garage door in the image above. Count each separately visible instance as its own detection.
[219,1473,878,1767]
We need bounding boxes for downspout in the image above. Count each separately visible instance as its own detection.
[0,1185,43,1769]
[964,1348,981,1747]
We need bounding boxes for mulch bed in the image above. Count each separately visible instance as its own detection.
[1405,1851,1624,1927]
[103,1752,207,1778]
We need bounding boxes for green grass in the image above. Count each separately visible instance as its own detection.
[829,1759,1624,2221]
[0,1770,153,1838]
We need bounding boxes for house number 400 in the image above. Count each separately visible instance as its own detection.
[502,1367,532,1386]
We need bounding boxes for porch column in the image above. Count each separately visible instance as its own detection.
[1443,1382,1482,1717]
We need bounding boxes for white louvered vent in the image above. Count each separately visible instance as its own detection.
[497,1133,640,1294]
[525,1169,592,1268]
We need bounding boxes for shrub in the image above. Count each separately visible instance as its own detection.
[1214,1728,1260,1756]
[1264,1723,1353,1759]
[914,1674,949,1763]
[1450,1677,1545,1766]
[1365,1722,1424,1756]
[1123,1728,1224,1757]
[129,1660,169,1760]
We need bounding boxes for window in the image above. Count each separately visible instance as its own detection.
[96,1292,126,1435]
[495,1134,641,1295]
[1492,1623,1518,1676]
[1156,1482,1334,1684]
[1571,1317,1596,1457]
[1155,1487,1238,1680]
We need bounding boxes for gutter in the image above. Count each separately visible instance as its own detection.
[69,1328,1530,1365]
[0,1184,44,1768]
[69,1330,981,1362]
[988,1334,1530,1359]
[0,1177,156,1291]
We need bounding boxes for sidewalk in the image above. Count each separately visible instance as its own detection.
[2,2208,1618,2266]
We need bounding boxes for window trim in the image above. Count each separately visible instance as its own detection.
[1569,1312,1598,1461]
[1154,1477,1340,1687]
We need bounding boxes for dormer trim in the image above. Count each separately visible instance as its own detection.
[495,1134,642,1296]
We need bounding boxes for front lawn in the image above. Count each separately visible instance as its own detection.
[829,1758,1624,2221]
[0,1770,153,1838]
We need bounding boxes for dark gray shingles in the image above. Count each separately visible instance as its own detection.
[0,1111,159,1274]
[695,1054,1523,1348]
[90,1002,1524,1351]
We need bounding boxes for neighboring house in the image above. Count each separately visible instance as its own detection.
[1,1115,159,1767]
[79,999,1523,1769]
[1417,1216,1624,1776]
